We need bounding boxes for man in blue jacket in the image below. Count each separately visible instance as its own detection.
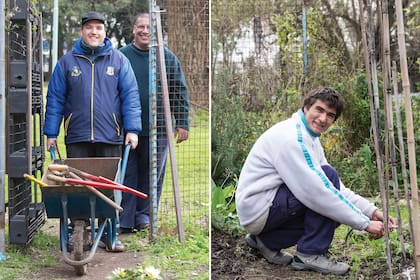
[118,13,190,232]
[44,11,142,252]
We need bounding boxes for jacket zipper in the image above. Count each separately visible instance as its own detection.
[73,54,95,142]
[90,62,95,141]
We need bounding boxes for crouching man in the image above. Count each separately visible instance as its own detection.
[235,86,395,275]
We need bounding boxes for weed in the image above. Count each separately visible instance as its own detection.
[211,180,244,236]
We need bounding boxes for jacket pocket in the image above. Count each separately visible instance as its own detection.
[64,113,72,136]
[112,113,121,136]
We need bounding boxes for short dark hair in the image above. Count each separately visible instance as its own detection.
[302,86,344,121]
[133,13,149,26]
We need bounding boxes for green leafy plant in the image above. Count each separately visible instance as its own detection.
[211,180,244,236]
[336,143,379,196]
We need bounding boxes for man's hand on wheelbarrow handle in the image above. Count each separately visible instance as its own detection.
[47,174,148,199]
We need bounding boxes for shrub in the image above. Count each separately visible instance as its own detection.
[336,143,379,196]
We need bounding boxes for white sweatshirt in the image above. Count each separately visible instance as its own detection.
[236,110,377,231]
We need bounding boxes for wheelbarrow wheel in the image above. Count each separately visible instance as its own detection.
[73,220,88,275]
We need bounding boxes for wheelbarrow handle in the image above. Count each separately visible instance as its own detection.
[118,144,131,184]
[49,145,56,160]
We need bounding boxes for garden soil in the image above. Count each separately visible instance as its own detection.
[210,229,415,280]
[211,230,335,280]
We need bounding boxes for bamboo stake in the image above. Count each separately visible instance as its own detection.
[379,0,394,274]
[358,0,387,246]
[392,62,411,262]
[395,0,420,278]
[392,61,414,247]
[367,0,380,126]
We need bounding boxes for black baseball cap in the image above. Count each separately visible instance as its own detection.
[81,11,105,26]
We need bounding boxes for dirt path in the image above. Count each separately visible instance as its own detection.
[15,220,144,280]
[22,249,143,280]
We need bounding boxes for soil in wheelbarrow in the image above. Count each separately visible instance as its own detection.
[17,219,144,280]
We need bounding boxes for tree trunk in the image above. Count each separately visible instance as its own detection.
[167,0,209,109]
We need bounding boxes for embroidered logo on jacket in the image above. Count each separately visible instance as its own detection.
[106,66,115,76]
[71,66,82,77]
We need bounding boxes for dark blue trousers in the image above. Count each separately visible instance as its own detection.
[259,165,340,255]
[119,135,168,228]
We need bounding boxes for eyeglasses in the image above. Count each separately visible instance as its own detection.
[135,24,150,31]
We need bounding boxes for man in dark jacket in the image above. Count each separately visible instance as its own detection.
[43,11,142,252]
[118,12,190,232]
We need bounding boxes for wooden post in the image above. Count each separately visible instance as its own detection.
[392,61,414,247]
[395,0,420,278]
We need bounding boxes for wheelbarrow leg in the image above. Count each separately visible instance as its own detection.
[90,195,97,244]
[60,195,70,252]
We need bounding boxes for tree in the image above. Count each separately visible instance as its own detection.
[167,0,209,107]
[40,0,147,78]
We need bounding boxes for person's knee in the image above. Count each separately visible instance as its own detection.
[321,165,340,190]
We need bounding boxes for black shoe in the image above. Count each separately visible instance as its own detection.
[118,227,133,234]
[135,223,149,231]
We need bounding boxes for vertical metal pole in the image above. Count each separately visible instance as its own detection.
[0,0,7,261]
[302,2,308,76]
[155,7,185,242]
[149,0,158,240]
[26,19,33,175]
[52,0,59,71]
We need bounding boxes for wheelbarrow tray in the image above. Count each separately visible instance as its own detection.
[41,157,120,219]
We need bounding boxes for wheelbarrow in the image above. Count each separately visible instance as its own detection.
[39,145,140,275]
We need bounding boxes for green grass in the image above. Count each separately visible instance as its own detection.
[0,230,59,279]
[121,226,209,279]
[159,109,209,227]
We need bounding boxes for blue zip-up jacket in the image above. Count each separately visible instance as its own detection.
[44,37,141,145]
